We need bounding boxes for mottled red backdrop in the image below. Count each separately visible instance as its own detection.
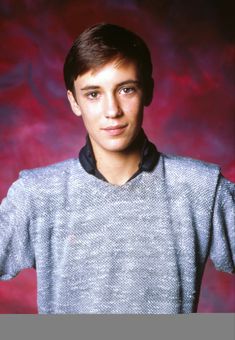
[0,0,234,313]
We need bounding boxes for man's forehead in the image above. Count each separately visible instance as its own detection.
[84,57,137,75]
[74,59,139,85]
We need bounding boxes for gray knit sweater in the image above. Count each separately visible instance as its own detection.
[0,154,234,314]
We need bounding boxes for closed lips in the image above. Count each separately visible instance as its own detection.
[102,124,127,130]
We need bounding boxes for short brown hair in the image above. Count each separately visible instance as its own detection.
[63,23,153,100]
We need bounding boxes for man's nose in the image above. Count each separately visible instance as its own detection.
[104,94,122,118]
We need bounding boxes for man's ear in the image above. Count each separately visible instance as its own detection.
[67,90,82,117]
[144,77,154,106]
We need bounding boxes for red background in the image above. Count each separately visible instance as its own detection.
[0,0,234,313]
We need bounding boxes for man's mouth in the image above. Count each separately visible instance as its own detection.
[101,124,128,136]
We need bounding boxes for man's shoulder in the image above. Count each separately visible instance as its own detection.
[161,153,220,172]
[19,158,79,182]
[159,153,220,184]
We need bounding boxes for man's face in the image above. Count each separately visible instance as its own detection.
[67,59,146,157]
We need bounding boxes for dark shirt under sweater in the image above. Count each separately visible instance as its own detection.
[79,130,159,182]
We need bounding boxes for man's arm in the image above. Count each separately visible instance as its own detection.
[210,175,235,273]
[0,177,35,280]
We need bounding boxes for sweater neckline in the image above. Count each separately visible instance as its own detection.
[76,159,154,190]
[74,155,162,190]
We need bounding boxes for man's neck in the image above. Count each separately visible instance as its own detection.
[79,129,160,184]
[91,132,145,186]
[95,148,141,186]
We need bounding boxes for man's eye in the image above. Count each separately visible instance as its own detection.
[86,92,99,99]
[120,87,136,94]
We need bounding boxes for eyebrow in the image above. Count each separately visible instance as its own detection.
[80,80,140,91]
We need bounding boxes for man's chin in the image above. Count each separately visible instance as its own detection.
[103,139,140,154]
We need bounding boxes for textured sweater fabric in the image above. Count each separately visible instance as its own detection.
[0,153,234,314]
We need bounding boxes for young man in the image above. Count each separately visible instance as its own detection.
[0,23,234,314]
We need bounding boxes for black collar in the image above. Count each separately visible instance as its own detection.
[79,129,160,182]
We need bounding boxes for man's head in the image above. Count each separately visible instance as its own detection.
[64,23,154,157]
[63,23,154,105]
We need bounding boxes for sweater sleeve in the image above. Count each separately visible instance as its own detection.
[0,177,35,280]
[210,175,235,273]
